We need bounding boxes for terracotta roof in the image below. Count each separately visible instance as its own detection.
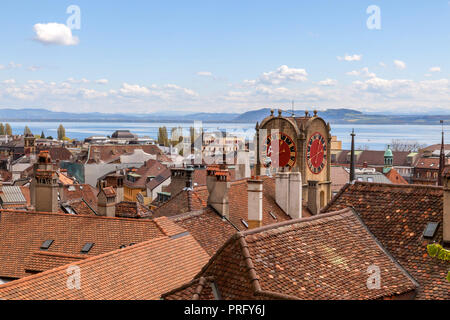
[124,159,168,189]
[86,145,164,164]
[153,176,291,231]
[146,168,171,191]
[63,184,98,209]
[170,208,237,256]
[57,171,75,185]
[331,166,349,193]
[385,168,408,184]
[0,210,169,279]
[335,150,411,167]
[413,157,440,169]
[62,199,97,216]
[163,209,418,300]
[36,147,73,162]
[115,201,152,219]
[101,186,116,197]
[323,182,450,300]
[0,221,209,300]
[152,187,208,215]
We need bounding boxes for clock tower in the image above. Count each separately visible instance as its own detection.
[256,109,332,213]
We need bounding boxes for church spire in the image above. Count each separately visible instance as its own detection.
[350,129,356,183]
[438,120,445,186]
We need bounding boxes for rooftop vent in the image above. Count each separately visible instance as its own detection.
[40,240,54,250]
[81,242,94,254]
[423,222,440,239]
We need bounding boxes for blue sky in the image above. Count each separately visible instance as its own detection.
[0,0,448,114]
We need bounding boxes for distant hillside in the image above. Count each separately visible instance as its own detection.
[0,107,448,125]
[233,108,363,123]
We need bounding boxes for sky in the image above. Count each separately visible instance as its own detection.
[0,0,448,114]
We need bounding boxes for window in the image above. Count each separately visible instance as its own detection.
[40,240,54,250]
[423,222,439,239]
[81,242,94,254]
[367,177,374,182]
[241,219,249,229]
[268,211,277,220]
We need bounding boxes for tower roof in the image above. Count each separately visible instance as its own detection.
[384,145,393,157]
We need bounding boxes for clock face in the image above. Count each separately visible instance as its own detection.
[307,132,327,174]
[264,132,297,170]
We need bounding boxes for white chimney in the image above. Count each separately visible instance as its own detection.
[307,180,320,215]
[288,172,302,219]
[248,178,263,229]
[207,167,230,218]
[275,172,289,214]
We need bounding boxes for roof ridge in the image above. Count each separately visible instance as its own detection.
[353,181,443,190]
[32,251,87,260]
[241,208,354,237]
[0,209,157,223]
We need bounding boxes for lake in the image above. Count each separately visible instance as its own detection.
[4,121,447,151]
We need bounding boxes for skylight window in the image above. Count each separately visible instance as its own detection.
[40,240,54,250]
[423,222,439,239]
[81,242,94,254]
[269,211,277,220]
[241,219,249,229]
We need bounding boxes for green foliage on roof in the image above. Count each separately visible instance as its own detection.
[427,243,450,282]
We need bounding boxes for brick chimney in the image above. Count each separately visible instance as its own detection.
[168,167,194,196]
[443,166,450,245]
[307,180,320,215]
[247,178,263,229]
[97,187,116,217]
[32,151,59,213]
[207,167,230,218]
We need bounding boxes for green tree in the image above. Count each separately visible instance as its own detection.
[57,124,66,140]
[0,123,4,135]
[40,131,45,139]
[170,126,183,146]
[24,126,32,135]
[5,123,12,136]
[158,126,169,147]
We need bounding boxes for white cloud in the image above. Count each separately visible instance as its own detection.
[2,79,16,85]
[8,62,22,69]
[379,62,386,67]
[119,83,151,96]
[245,65,308,86]
[196,71,213,77]
[346,67,376,78]
[28,66,41,72]
[429,66,441,73]
[337,54,362,62]
[95,79,109,85]
[33,23,79,46]
[394,60,406,70]
[317,78,337,86]
[66,78,90,84]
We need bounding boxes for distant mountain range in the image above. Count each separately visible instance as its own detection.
[0,107,449,125]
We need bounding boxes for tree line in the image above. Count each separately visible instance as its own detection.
[0,123,68,141]
[157,126,202,148]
